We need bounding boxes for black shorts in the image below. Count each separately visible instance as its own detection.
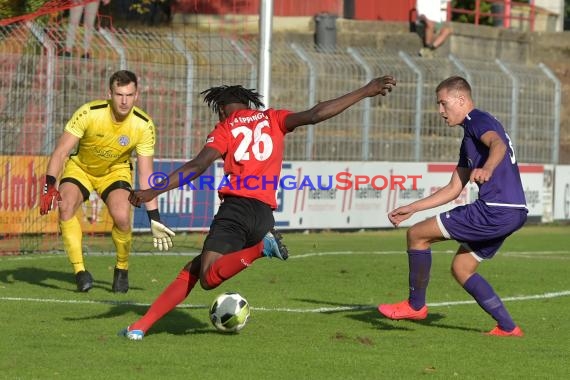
[203,196,275,254]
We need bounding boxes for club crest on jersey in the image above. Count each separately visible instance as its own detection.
[118,135,130,146]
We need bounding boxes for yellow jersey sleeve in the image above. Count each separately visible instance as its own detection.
[64,102,92,138]
[133,107,156,157]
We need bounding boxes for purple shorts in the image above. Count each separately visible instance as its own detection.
[437,199,527,260]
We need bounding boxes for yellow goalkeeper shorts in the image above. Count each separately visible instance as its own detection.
[61,159,133,201]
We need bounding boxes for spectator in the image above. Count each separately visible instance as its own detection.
[61,0,110,58]
[416,0,452,57]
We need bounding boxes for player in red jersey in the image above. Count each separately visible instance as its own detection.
[120,77,396,340]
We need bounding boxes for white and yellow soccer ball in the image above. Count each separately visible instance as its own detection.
[209,292,250,333]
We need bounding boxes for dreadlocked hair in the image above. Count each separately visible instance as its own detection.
[201,85,265,114]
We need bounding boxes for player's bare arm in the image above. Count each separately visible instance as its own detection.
[284,75,396,132]
[45,132,80,178]
[387,204,415,227]
[129,147,221,207]
[470,130,507,184]
[388,167,469,227]
[412,167,468,210]
[136,154,160,211]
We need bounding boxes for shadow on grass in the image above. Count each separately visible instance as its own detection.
[291,297,410,330]
[1,266,217,337]
[0,266,144,293]
[151,313,213,337]
[0,266,80,292]
[63,300,213,337]
[343,307,484,333]
[291,297,481,333]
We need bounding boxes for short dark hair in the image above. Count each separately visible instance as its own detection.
[436,76,471,95]
[200,85,264,114]
[109,70,138,90]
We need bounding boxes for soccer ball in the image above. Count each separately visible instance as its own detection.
[209,292,250,333]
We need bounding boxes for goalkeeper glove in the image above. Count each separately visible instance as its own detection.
[147,209,175,251]
[40,175,61,215]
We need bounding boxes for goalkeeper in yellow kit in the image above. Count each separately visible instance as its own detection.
[40,70,174,293]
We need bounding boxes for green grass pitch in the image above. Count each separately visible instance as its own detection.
[0,225,568,379]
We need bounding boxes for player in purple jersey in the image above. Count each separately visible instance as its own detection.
[378,76,527,337]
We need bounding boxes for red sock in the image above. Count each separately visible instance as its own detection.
[130,268,198,333]
[204,242,263,289]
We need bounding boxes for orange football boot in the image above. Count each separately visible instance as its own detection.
[378,300,428,320]
[486,325,524,337]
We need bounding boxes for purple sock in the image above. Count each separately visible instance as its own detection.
[463,273,516,331]
[408,249,431,310]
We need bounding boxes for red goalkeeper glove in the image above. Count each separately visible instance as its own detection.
[40,175,61,215]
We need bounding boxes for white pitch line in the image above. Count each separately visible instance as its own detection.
[0,296,207,309]
[1,249,568,262]
[0,251,202,261]
[1,290,569,313]
[1,251,568,313]
[252,290,570,313]
[291,251,405,258]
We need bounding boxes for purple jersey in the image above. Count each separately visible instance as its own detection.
[458,109,527,208]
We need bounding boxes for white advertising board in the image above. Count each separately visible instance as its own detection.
[553,165,570,220]
[270,162,545,230]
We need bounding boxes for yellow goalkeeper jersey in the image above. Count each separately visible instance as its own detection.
[64,99,156,176]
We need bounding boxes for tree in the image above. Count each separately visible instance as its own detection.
[129,0,169,15]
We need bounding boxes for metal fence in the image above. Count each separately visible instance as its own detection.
[0,22,561,164]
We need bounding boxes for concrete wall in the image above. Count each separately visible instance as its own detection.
[535,0,565,31]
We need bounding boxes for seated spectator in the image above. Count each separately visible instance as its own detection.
[62,0,110,59]
[416,0,452,57]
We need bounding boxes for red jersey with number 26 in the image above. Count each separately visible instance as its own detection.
[205,108,292,209]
